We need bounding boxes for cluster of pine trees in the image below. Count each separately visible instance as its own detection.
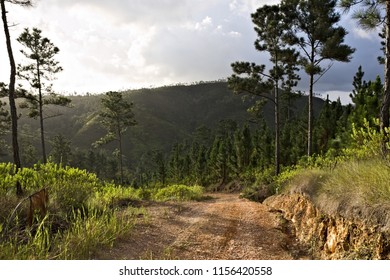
[133,65,381,189]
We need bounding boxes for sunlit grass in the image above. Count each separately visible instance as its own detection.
[53,206,136,260]
[282,158,390,210]
[321,159,390,204]
[0,205,141,260]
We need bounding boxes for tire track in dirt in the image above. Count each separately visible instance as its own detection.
[95,193,309,260]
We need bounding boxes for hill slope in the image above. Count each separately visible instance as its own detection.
[3,81,324,167]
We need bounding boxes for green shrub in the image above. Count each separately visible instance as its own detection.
[136,188,152,200]
[0,163,18,195]
[91,183,139,209]
[153,184,204,201]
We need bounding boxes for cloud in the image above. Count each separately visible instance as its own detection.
[138,9,262,86]
[1,1,250,92]
[194,16,214,31]
[39,0,212,27]
[0,0,384,96]
[230,0,281,15]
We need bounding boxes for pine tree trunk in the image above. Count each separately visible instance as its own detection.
[275,84,280,176]
[381,1,390,154]
[37,65,47,164]
[118,128,124,184]
[308,72,314,157]
[1,0,22,195]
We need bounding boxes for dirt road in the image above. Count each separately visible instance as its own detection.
[95,193,309,260]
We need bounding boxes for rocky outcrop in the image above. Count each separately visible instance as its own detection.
[264,193,390,259]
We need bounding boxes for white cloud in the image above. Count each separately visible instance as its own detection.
[229,0,280,15]
[352,27,379,40]
[195,16,214,31]
[229,31,242,38]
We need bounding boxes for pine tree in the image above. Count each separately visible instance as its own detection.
[251,119,273,169]
[233,124,252,174]
[1,0,32,195]
[314,97,345,154]
[153,150,167,187]
[282,0,355,156]
[349,66,382,128]
[168,143,184,183]
[229,4,300,175]
[340,0,389,146]
[194,144,208,185]
[94,91,136,184]
[209,136,232,185]
[280,112,307,165]
[17,27,71,163]
[49,134,72,165]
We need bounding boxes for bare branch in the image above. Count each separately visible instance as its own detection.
[313,62,334,85]
[6,0,33,6]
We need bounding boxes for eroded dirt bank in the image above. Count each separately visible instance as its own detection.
[264,193,390,259]
[95,193,309,260]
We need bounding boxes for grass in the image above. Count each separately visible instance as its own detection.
[53,206,137,259]
[278,156,390,224]
[321,159,390,204]
[0,204,142,260]
[284,159,390,205]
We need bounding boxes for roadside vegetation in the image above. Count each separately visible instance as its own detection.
[261,119,390,220]
[0,163,204,259]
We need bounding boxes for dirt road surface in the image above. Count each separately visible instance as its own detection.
[95,193,309,260]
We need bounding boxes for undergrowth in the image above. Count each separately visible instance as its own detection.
[241,118,390,208]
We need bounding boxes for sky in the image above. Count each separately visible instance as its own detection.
[0,0,385,104]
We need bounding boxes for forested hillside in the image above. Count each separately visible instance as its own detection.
[0,81,329,184]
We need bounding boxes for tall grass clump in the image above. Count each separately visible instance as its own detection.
[53,206,136,259]
[321,160,390,205]
[0,218,52,260]
[282,168,328,196]
[317,119,390,205]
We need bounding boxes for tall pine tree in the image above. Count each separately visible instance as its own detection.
[229,4,299,175]
[282,0,355,156]
[17,27,71,163]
